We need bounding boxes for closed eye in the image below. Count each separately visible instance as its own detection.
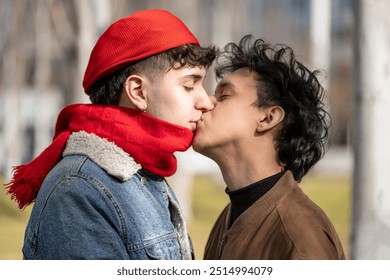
[216,94,229,101]
[215,80,234,101]
[184,86,194,91]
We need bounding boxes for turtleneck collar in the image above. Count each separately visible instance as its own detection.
[226,171,286,227]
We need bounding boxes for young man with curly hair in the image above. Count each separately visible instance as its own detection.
[193,35,345,260]
[6,10,217,259]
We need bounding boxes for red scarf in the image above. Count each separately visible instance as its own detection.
[5,104,194,209]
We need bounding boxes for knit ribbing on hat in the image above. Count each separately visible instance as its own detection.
[83,10,199,92]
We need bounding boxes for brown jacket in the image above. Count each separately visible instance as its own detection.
[204,171,346,260]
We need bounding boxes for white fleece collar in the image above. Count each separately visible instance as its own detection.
[63,131,141,181]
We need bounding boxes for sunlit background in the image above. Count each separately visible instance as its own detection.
[1,0,389,260]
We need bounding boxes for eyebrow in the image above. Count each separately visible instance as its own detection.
[180,74,204,82]
[215,80,235,93]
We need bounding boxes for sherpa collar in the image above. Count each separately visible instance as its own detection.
[63,131,141,181]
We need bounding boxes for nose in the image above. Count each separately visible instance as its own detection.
[196,91,215,112]
[209,95,217,106]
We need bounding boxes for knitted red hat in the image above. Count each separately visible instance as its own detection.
[83,9,199,92]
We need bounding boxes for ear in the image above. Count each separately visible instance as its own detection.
[256,106,285,133]
[121,75,148,111]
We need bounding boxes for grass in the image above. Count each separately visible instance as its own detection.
[0,174,351,260]
[300,174,351,256]
[188,175,229,259]
[0,183,31,259]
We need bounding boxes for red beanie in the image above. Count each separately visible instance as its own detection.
[83,9,199,92]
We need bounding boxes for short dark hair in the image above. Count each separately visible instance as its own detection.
[215,35,331,182]
[86,44,218,105]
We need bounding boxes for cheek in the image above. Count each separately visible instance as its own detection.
[202,113,231,139]
[172,108,193,126]
[157,97,194,126]
[213,109,253,137]
[170,95,198,123]
[195,121,233,152]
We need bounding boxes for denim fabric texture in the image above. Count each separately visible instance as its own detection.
[22,133,191,260]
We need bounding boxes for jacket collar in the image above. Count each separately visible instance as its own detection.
[63,131,141,181]
[225,170,297,234]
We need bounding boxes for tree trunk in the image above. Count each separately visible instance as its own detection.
[33,0,53,157]
[74,0,96,104]
[309,0,331,90]
[351,0,390,259]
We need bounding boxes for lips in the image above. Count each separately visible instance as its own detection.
[188,121,198,132]
[189,117,205,132]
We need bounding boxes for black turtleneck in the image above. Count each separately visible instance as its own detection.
[226,171,286,227]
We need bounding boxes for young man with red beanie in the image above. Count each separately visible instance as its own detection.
[193,36,345,259]
[6,9,217,259]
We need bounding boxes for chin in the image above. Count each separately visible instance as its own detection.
[192,137,200,151]
[192,136,203,153]
[193,140,211,159]
[193,130,214,155]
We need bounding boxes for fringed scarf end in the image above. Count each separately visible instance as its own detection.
[4,130,70,209]
[5,164,44,209]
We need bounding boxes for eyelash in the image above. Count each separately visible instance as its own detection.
[184,86,194,91]
[218,94,228,101]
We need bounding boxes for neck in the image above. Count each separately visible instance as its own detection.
[209,141,283,191]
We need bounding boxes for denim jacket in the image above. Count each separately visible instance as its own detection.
[22,131,193,260]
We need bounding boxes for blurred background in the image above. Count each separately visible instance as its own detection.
[0,0,389,259]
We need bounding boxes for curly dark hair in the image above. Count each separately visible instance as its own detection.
[87,43,218,105]
[215,35,331,182]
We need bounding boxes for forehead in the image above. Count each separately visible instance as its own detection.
[167,65,207,81]
[216,68,257,92]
